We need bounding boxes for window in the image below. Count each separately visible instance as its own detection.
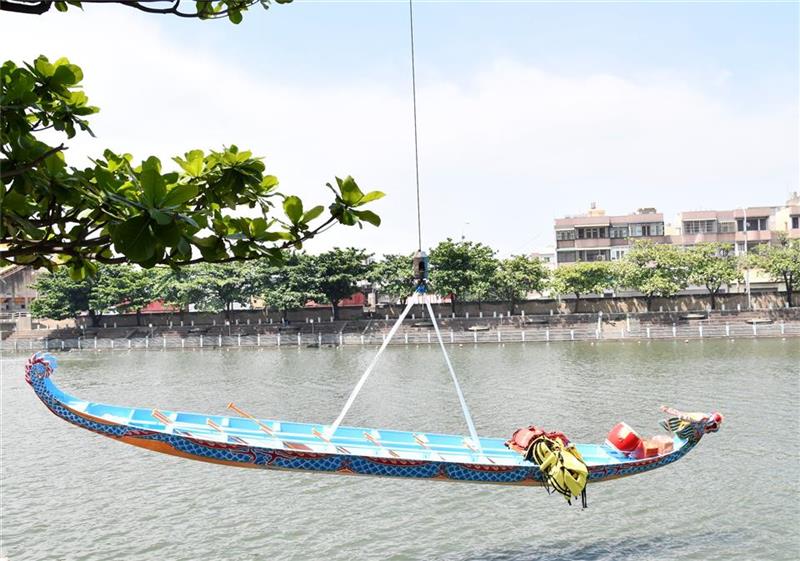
[579,249,610,262]
[611,249,627,260]
[719,221,736,233]
[792,216,799,229]
[683,220,717,234]
[576,227,608,239]
[558,251,577,263]
[630,222,664,237]
[737,217,767,231]
[610,226,628,238]
[556,229,575,241]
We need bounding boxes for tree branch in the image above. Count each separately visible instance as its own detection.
[0,0,51,15]
[120,0,193,17]
[0,144,67,179]
[120,0,259,18]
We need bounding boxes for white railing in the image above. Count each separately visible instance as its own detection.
[3,322,798,353]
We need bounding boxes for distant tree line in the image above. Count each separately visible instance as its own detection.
[30,237,800,324]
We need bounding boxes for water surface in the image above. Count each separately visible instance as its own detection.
[2,339,798,560]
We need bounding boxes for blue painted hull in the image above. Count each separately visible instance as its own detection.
[27,358,704,486]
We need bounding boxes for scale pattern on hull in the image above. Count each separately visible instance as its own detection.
[25,353,708,486]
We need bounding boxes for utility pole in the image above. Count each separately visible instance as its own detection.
[742,208,752,311]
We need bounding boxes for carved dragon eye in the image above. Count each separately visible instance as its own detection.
[704,412,723,432]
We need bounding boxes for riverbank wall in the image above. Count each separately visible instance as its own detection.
[3,308,799,353]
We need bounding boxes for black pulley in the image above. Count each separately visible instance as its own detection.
[412,250,429,282]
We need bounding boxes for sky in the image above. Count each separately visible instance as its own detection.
[1,0,798,256]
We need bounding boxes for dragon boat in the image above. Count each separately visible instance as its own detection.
[26,353,722,488]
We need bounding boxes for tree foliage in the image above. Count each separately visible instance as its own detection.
[549,261,615,312]
[429,238,497,313]
[750,236,800,307]
[159,263,260,317]
[0,0,292,22]
[30,263,156,325]
[493,255,548,314]
[1,56,383,279]
[686,243,741,310]
[88,265,157,324]
[295,248,372,320]
[370,253,415,304]
[29,266,97,324]
[253,253,319,321]
[621,241,690,311]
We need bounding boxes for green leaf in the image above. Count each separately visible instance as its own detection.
[51,64,77,88]
[154,223,182,246]
[111,215,156,262]
[261,175,279,189]
[192,235,220,248]
[140,168,166,207]
[283,196,303,224]
[228,8,243,23]
[173,150,204,177]
[249,218,268,237]
[337,176,363,206]
[355,190,385,205]
[141,156,161,172]
[148,209,172,225]
[353,209,381,227]
[302,205,324,223]
[162,184,198,207]
[34,56,54,77]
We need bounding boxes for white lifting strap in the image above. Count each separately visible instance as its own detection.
[328,291,483,456]
[423,297,482,454]
[327,292,419,437]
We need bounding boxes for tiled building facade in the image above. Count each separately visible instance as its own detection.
[554,194,800,265]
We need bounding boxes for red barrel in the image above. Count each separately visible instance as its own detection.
[606,422,642,453]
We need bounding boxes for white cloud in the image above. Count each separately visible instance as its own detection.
[2,9,796,257]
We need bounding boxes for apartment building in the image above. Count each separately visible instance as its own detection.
[0,265,39,312]
[554,204,667,265]
[674,193,800,255]
[554,194,800,265]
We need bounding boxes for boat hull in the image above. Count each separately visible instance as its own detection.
[26,354,706,487]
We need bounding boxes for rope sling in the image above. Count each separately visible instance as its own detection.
[328,0,482,456]
[327,288,483,456]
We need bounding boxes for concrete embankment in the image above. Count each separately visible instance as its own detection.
[3,309,799,353]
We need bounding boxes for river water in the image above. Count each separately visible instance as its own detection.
[2,339,798,561]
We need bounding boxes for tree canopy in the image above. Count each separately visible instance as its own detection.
[29,266,98,324]
[294,248,373,320]
[621,241,690,311]
[369,253,415,305]
[1,56,383,279]
[493,255,547,314]
[88,264,157,324]
[750,236,800,307]
[253,253,320,322]
[429,239,496,313]
[549,261,615,313]
[0,0,292,22]
[30,263,155,325]
[686,243,741,310]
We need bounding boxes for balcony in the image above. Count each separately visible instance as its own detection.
[574,238,612,249]
[735,230,773,242]
[678,232,736,245]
